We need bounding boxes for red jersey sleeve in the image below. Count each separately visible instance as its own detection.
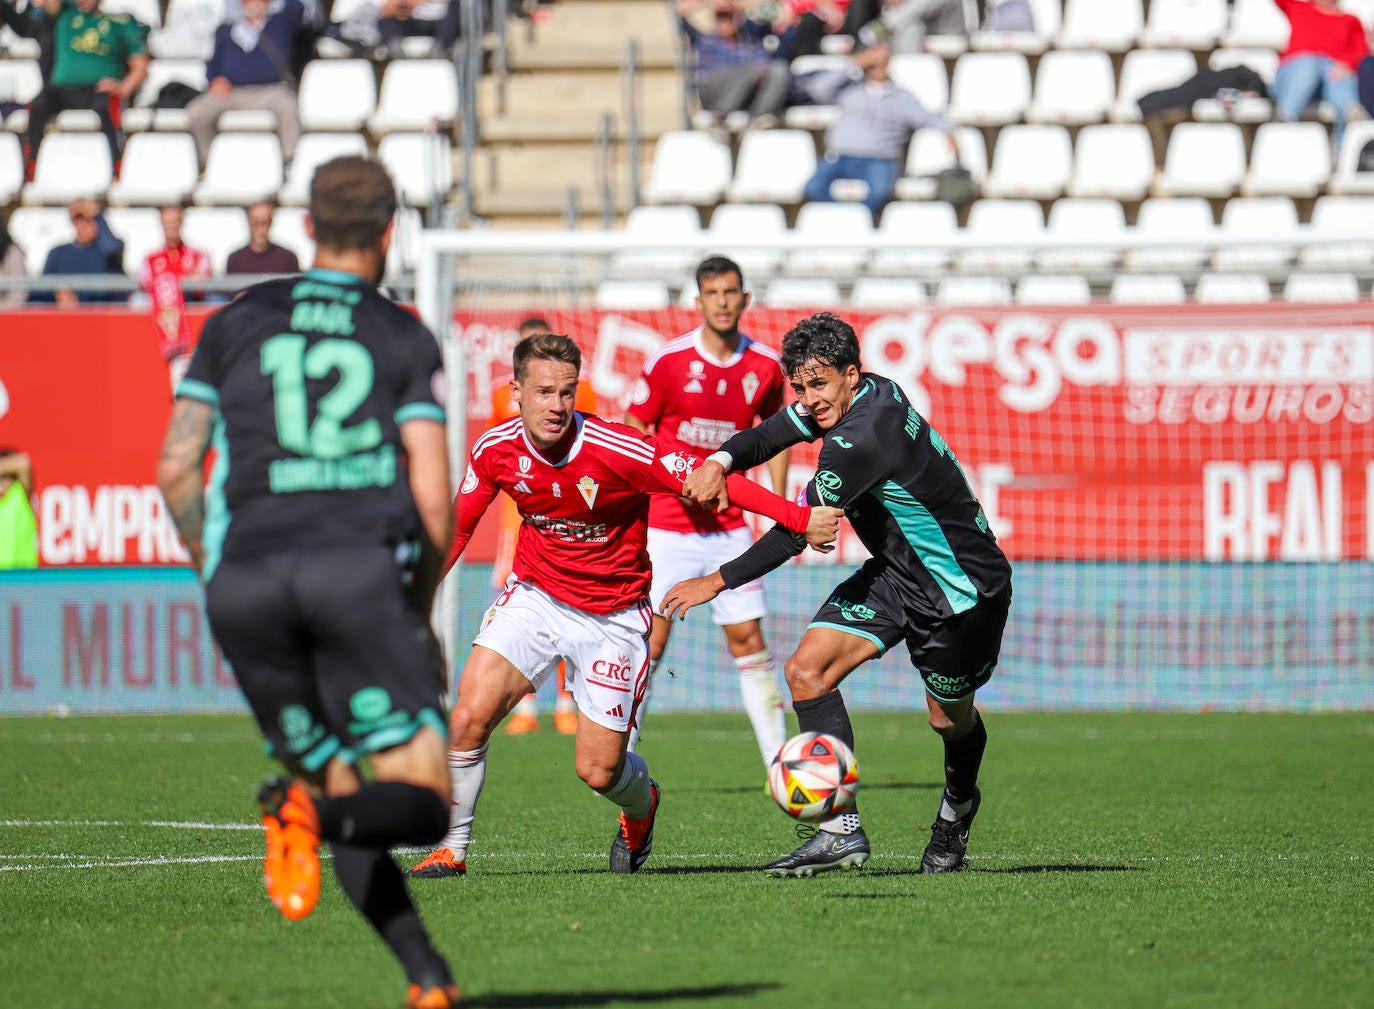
[635,445,811,534]
[446,452,500,573]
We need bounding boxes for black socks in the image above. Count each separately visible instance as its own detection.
[316,781,449,848]
[793,690,855,750]
[943,709,987,805]
[331,844,451,987]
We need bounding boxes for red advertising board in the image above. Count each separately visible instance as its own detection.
[2,304,1371,566]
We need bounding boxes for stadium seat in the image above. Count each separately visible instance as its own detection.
[849,276,927,308]
[1140,0,1227,50]
[893,125,987,201]
[192,133,284,206]
[1057,0,1143,52]
[1327,120,1374,195]
[6,206,75,274]
[106,133,200,206]
[1242,122,1331,199]
[760,277,842,308]
[1192,49,1278,123]
[1110,48,1197,122]
[0,134,23,206]
[1153,122,1246,197]
[369,60,459,135]
[1193,272,1272,303]
[298,60,378,134]
[1039,197,1126,275]
[959,199,1044,274]
[1124,197,1215,273]
[378,132,454,208]
[1014,274,1092,305]
[1299,196,1374,272]
[947,52,1032,127]
[1221,0,1290,49]
[1066,123,1155,201]
[1282,272,1361,303]
[982,124,1072,200]
[278,133,370,206]
[725,129,816,205]
[593,280,672,310]
[787,202,873,277]
[935,276,1013,305]
[870,200,958,275]
[1212,197,1298,273]
[971,0,1060,53]
[705,203,788,278]
[0,60,44,129]
[1026,49,1114,125]
[888,53,949,115]
[641,130,733,206]
[268,206,314,269]
[102,0,160,28]
[23,133,112,205]
[610,204,704,280]
[105,206,163,274]
[783,55,849,130]
[182,205,249,273]
[150,0,223,59]
[1109,273,1186,304]
[0,24,41,62]
[122,59,207,133]
[384,207,421,282]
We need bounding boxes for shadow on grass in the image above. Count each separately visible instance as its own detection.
[460,982,779,1007]
[697,779,941,796]
[831,863,1140,882]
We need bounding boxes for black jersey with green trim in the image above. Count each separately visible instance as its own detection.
[176,269,445,578]
[719,372,1011,619]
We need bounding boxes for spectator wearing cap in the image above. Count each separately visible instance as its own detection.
[800,23,958,219]
[34,198,125,305]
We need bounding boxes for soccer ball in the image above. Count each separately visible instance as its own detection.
[767,732,859,820]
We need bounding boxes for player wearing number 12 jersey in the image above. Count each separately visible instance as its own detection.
[408,332,840,881]
[158,157,460,1009]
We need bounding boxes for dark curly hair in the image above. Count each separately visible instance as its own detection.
[780,312,862,377]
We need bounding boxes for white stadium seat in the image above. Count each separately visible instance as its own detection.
[725,129,815,205]
[0,134,24,206]
[23,134,112,205]
[193,133,284,206]
[107,133,200,207]
[871,201,959,276]
[1125,197,1216,273]
[1141,0,1228,51]
[1194,272,1271,304]
[1110,274,1186,304]
[706,203,788,278]
[7,206,75,274]
[959,199,1044,274]
[298,60,377,134]
[982,124,1072,200]
[1222,0,1291,49]
[369,60,459,135]
[1110,48,1197,122]
[1154,122,1247,197]
[104,207,163,274]
[849,276,927,308]
[1283,272,1361,303]
[1027,49,1115,125]
[1299,196,1374,273]
[1242,122,1332,199]
[787,202,873,277]
[268,205,315,269]
[947,52,1032,127]
[1328,121,1374,195]
[642,130,733,206]
[279,133,370,207]
[1039,197,1126,275]
[972,0,1060,54]
[593,280,671,310]
[1212,197,1298,273]
[1067,124,1155,202]
[182,206,250,273]
[611,205,704,280]
[760,278,842,308]
[1058,0,1143,52]
[150,0,222,59]
[888,53,949,114]
[378,132,454,207]
[1015,274,1092,305]
[893,126,987,201]
[122,59,207,132]
[935,276,1013,305]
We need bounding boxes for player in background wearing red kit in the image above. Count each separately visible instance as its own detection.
[408,332,840,879]
[624,256,791,771]
[140,202,212,392]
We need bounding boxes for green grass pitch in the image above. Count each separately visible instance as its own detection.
[2,711,1371,1009]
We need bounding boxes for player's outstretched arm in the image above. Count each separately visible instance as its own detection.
[660,571,726,622]
[444,459,499,575]
[156,398,213,574]
[400,417,452,612]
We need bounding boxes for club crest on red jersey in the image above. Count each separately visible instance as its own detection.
[577,475,600,509]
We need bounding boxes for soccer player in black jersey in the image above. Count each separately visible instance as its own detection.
[156,157,460,1009]
[663,312,1013,877]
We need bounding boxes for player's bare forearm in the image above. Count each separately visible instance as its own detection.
[156,399,213,573]
[660,571,726,621]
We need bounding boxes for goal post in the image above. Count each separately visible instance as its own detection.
[416,228,1374,712]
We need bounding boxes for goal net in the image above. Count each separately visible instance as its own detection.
[416,231,1374,712]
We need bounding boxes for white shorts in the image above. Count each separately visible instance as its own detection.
[647,526,766,626]
[473,577,652,732]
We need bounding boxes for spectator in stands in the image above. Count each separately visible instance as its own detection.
[800,22,958,219]
[140,203,212,389]
[0,449,38,569]
[186,0,307,167]
[0,0,55,80]
[677,0,797,130]
[875,0,966,54]
[1270,0,1369,155]
[376,0,467,58]
[25,0,149,174]
[226,200,301,275]
[35,198,125,305]
[0,213,27,306]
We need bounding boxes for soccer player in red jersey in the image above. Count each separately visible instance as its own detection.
[409,331,839,879]
[624,256,791,770]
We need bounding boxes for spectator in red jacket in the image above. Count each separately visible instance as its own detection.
[139,203,211,389]
[1270,0,1369,155]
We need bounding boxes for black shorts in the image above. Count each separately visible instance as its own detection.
[810,563,1011,703]
[206,543,447,772]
